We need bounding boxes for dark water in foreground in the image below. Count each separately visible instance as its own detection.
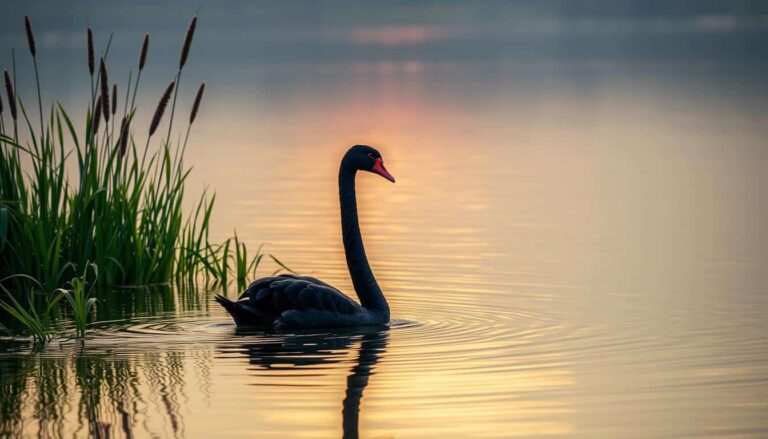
[2,1,768,437]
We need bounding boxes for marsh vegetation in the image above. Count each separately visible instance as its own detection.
[0,16,286,341]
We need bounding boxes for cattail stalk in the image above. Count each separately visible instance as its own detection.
[174,82,204,189]
[181,82,205,157]
[122,70,132,122]
[166,16,197,145]
[25,16,44,138]
[130,33,149,112]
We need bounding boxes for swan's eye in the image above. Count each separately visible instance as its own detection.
[367,153,375,159]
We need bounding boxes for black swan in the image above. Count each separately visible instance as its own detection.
[215,145,395,329]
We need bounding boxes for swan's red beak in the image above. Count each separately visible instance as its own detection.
[372,158,395,183]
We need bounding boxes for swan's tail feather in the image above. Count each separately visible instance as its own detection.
[215,294,273,327]
[214,294,236,310]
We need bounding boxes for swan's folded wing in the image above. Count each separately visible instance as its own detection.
[247,278,362,316]
[239,276,284,300]
[239,274,338,300]
[276,273,337,289]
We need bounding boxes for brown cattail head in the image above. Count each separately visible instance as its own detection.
[87,28,94,75]
[0,93,3,115]
[179,16,197,70]
[118,116,130,157]
[111,84,117,115]
[24,16,36,57]
[139,33,149,71]
[102,99,110,123]
[189,82,205,125]
[99,58,110,122]
[92,95,102,134]
[149,80,175,137]
[4,70,17,121]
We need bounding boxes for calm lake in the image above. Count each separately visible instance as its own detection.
[1,2,767,438]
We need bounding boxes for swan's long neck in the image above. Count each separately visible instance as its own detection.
[339,165,389,316]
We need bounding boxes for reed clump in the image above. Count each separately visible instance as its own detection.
[0,15,288,341]
[59,263,98,338]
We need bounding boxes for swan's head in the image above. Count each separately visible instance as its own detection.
[344,145,395,183]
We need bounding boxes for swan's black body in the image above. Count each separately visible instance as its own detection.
[216,145,394,329]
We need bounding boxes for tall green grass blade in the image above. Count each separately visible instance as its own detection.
[269,255,296,276]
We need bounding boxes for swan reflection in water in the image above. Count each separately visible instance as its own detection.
[231,326,389,439]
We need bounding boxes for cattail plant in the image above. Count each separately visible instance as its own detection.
[3,71,17,121]
[146,79,175,180]
[101,96,110,134]
[150,80,175,138]
[166,16,197,144]
[190,82,205,125]
[149,80,175,138]
[87,27,95,104]
[25,16,44,136]
[129,33,150,113]
[176,82,205,183]
[111,83,118,135]
[111,84,117,116]
[24,16,36,57]
[117,116,130,157]
[179,16,197,70]
[99,58,110,123]
[182,82,205,152]
[87,28,95,75]
[92,95,102,135]
[139,33,149,71]
[3,71,14,119]
[4,70,17,140]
